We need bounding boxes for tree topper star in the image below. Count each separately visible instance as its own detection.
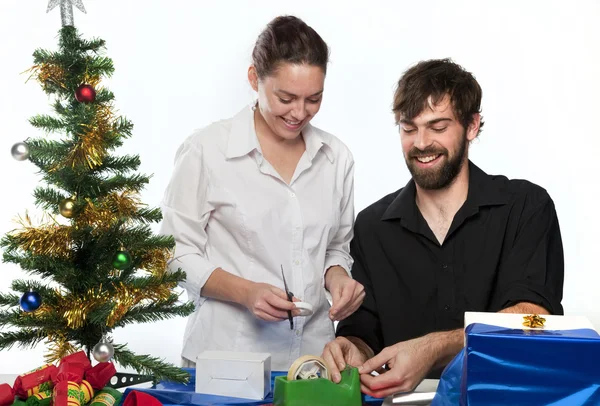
[47,0,87,27]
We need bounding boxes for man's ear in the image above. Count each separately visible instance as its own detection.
[466,113,481,141]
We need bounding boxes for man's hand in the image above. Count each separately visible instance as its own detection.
[358,336,437,398]
[322,337,371,383]
[325,266,365,321]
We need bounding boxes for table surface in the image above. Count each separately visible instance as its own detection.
[0,373,438,405]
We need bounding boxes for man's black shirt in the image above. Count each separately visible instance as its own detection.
[336,162,564,377]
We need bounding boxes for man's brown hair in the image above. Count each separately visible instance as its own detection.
[393,58,484,136]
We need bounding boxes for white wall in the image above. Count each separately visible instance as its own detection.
[0,0,598,372]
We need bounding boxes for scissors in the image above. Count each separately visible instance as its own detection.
[281,265,294,330]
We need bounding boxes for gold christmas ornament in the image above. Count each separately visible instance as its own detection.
[59,198,76,218]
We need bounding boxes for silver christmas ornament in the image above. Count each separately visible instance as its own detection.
[11,142,30,161]
[92,334,115,362]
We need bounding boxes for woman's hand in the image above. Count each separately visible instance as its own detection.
[325,266,365,321]
[242,281,300,322]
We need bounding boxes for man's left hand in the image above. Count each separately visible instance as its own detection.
[358,336,435,398]
[325,266,365,321]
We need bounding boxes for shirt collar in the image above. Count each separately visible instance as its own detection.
[382,160,509,221]
[303,123,334,163]
[225,105,334,163]
[225,105,261,159]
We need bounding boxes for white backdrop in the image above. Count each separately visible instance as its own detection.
[0,0,598,372]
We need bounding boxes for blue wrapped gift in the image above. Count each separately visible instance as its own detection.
[433,314,600,406]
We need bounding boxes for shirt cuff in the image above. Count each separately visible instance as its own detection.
[493,282,564,315]
[322,254,353,303]
[168,253,219,308]
[323,254,352,278]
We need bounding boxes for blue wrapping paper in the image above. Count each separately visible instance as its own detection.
[433,324,600,405]
[118,368,386,405]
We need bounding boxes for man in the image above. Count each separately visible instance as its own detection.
[321,58,564,398]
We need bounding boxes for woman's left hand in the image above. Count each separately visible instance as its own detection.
[325,266,365,321]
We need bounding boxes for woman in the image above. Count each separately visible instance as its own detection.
[160,15,364,371]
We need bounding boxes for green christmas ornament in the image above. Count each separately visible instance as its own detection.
[112,250,132,270]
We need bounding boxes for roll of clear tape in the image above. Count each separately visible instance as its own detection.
[287,355,331,381]
[293,301,313,316]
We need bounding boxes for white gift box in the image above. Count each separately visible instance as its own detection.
[195,351,271,400]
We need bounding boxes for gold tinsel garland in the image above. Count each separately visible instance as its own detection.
[27,63,67,91]
[106,282,174,327]
[61,104,114,170]
[14,222,72,260]
[76,191,141,232]
[44,333,78,364]
[138,248,171,278]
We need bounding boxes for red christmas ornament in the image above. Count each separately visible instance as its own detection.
[75,84,96,103]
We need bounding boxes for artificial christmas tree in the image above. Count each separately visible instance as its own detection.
[0,0,194,394]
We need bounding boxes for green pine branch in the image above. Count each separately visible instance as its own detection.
[0,329,47,351]
[0,293,19,308]
[124,270,187,290]
[113,301,195,328]
[133,207,163,223]
[31,49,57,65]
[29,115,67,132]
[87,57,114,77]
[113,345,190,384]
[92,88,115,104]
[113,116,134,138]
[0,308,63,331]
[27,138,71,158]
[94,174,151,195]
[78,37,105,53]
[126,235,175,254]
[32,186,66,212]
[93,155,141,174]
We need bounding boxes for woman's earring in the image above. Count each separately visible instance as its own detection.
[252,101,258,111]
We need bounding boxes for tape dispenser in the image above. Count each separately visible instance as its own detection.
[273,355,362,406]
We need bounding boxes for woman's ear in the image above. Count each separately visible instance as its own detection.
[248,65,259,92]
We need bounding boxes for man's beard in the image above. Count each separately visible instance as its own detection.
[405,133,467,190]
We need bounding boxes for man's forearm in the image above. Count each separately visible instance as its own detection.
[422,329,463,370]
[499,302,549,314]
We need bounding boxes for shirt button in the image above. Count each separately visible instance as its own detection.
[295,330,301,337]
[444,305,451,311]
[294,260,300,266]
[442,263,448,269]
[290,192,296,198]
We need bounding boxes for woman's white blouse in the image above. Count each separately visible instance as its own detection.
[159,106,355,370]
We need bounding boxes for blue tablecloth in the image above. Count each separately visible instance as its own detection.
[119,368,384,405]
